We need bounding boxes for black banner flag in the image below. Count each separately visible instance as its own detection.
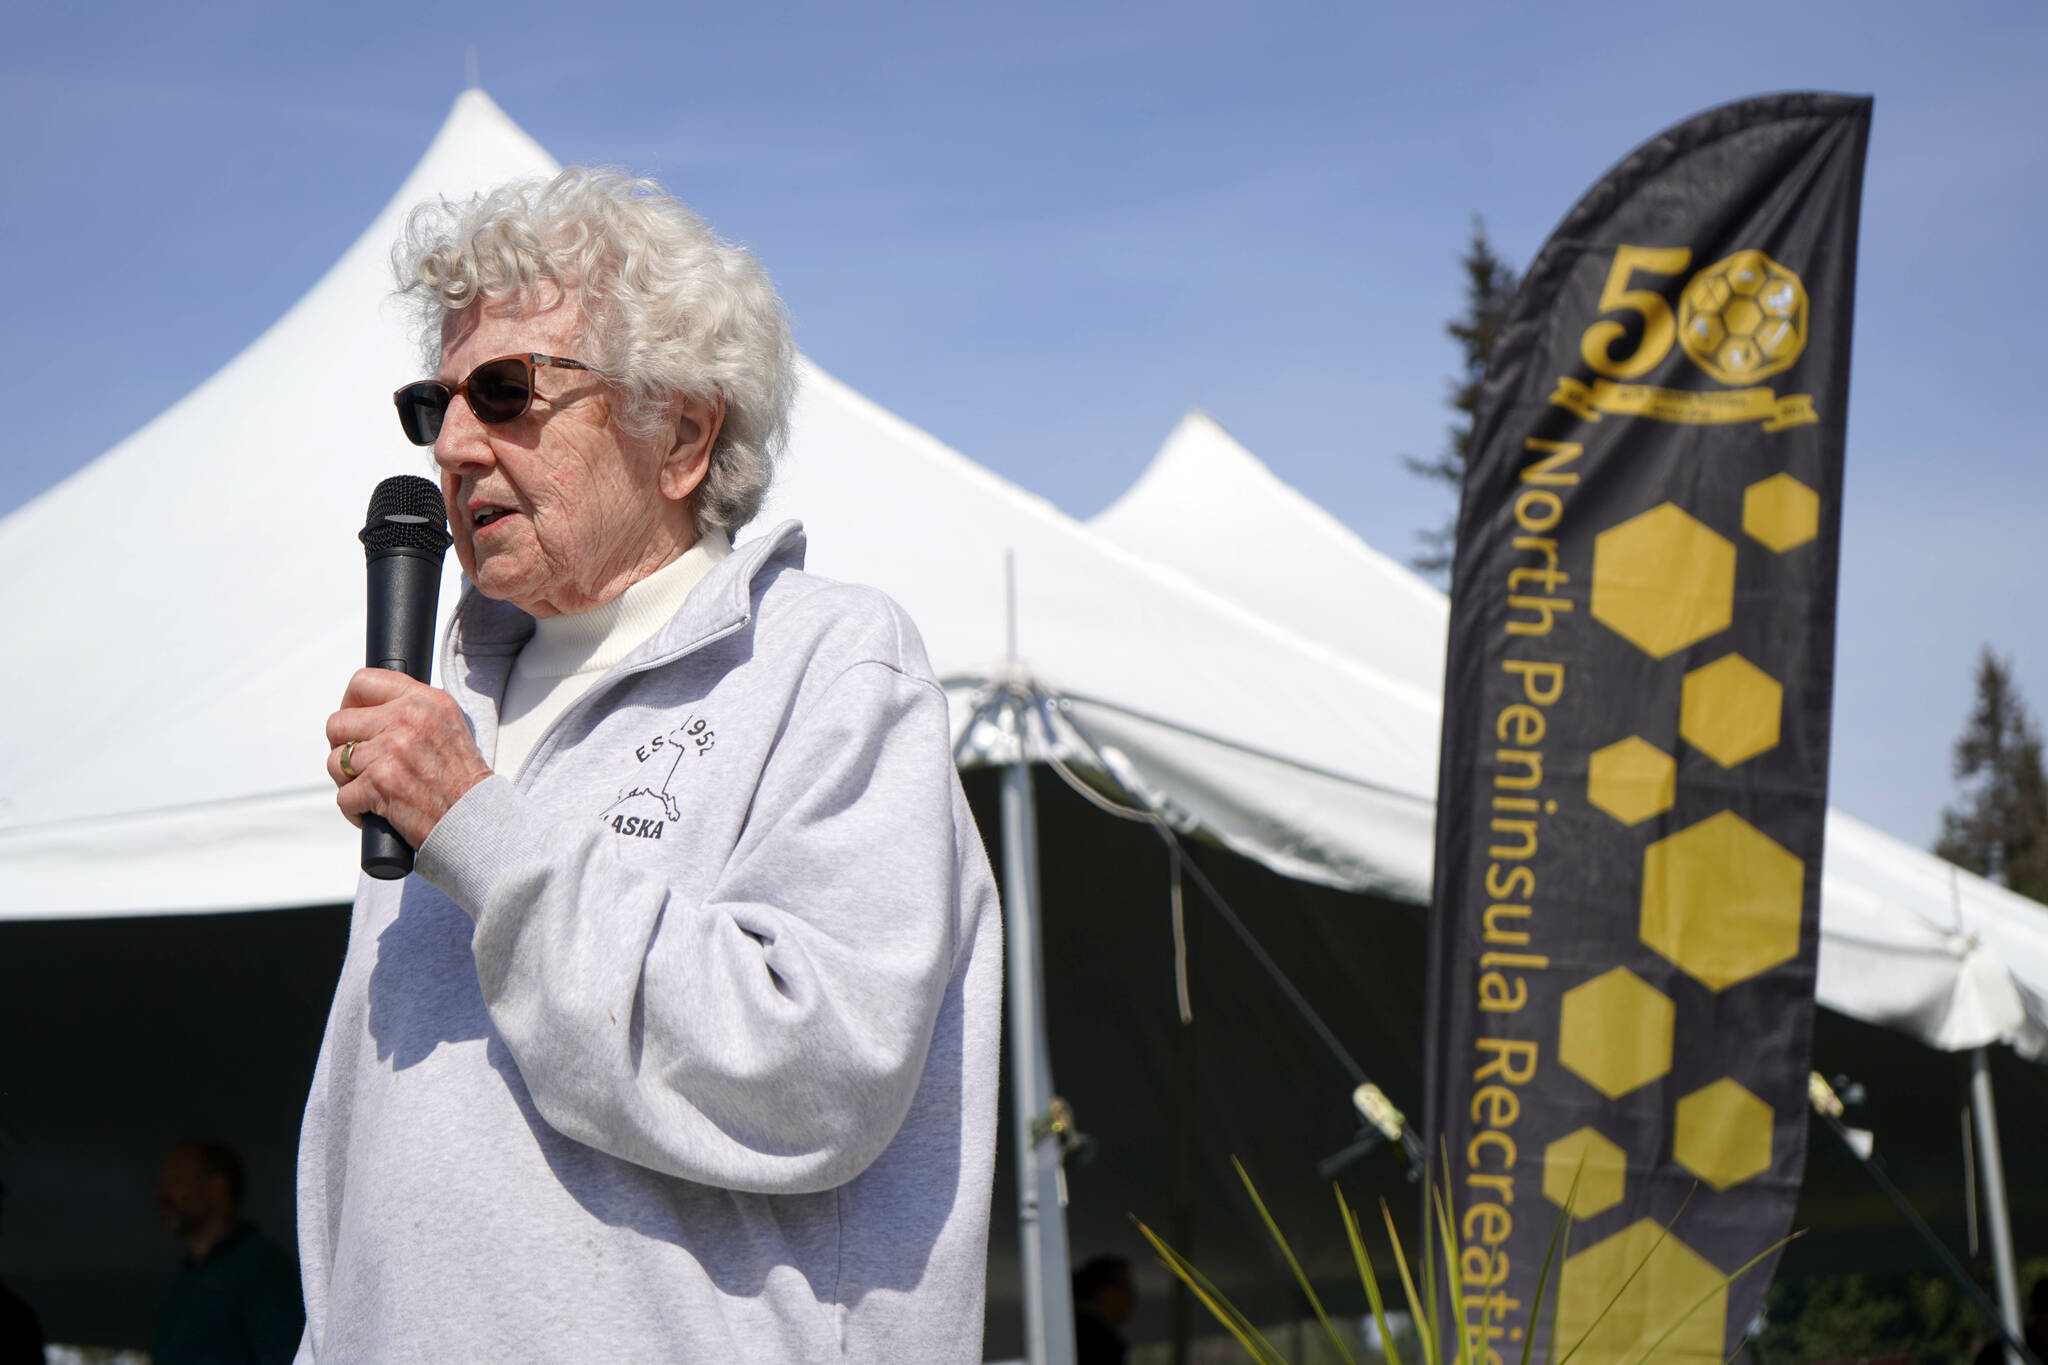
[1422,94,1872,1362]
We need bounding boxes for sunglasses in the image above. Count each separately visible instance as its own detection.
[392,353,596,446]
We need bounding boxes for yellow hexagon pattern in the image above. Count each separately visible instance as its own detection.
[1545,473,1806,1362]
[1641,812,1804,991]
[1743,473,1821,552]
[1556,1220,1728,1363]
[1558,967,1674,1099]
[1674,1079,1775,1191]
[1543,1127,1628,1220]
[1587,736,1677,826]
[1590,504,1736,660]
[1679,655,1782,767]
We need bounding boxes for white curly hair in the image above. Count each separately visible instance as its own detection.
[392,167,796,536]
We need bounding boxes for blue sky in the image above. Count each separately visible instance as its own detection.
[2,0,2041,850]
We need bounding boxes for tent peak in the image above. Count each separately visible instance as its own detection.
[1095,408,1274,529]
[437,86,527,144]
[388,89,561,222]
[1109,414,1436,612]
[1172,405,1237,442]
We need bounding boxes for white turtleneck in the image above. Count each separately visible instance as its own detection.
[491,529,733,779]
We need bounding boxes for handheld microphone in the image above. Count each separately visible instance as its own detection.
[358,475,453,880]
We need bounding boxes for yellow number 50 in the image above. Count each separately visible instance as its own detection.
[1579,245,1692,379]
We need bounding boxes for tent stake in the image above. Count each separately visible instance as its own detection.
[1002,693,1078,1365]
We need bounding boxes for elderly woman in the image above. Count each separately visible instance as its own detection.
[307,170,1002,1362]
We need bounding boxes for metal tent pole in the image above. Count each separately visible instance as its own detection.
[1002,692,1077,1365]
[1971,1047,2025,1365]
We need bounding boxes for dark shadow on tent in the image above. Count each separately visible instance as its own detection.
[969,766,1431,1358]
[1797,1007,2048,1278]
[0,770,2041,1352]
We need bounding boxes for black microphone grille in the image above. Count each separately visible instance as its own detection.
[360,475,452,554]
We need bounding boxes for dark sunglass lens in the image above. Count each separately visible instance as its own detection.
[466,358,533,424]
[394,383,449,446]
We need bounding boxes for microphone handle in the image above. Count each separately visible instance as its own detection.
[362,818,414,881]
[362,547,446,880]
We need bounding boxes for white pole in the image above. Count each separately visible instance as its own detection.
[1970,1047,2024,1365]
[1002,695,1077,1365]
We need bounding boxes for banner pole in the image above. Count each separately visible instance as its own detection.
[1970,1047,2026,1365]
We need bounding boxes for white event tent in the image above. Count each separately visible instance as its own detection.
[0,88,1441,1355]
[0,92,1438,920]
[3,87,2042,1353]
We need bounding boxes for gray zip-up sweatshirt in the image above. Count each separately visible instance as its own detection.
[295,522,1003,1362]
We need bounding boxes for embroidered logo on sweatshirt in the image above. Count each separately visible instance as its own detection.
[600,715,717,837]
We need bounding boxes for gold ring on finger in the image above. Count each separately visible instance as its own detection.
[340,740,359,781]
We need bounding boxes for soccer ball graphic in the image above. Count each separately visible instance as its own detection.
[1676,250,1808,386]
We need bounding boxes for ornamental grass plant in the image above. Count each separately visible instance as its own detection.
[1134,1157,1790,1365]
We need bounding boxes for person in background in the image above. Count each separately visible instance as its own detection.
[0,1180,44,1365]
[1073,1254,1136,1365]
[154,1140,302,1365]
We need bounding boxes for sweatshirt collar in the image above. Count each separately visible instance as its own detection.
[447,519,808,666]
[516,528,733,680]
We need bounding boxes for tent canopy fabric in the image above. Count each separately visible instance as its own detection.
[1092,411,1449,703]
[0,90,1437,917]
[0,92,546,916]
[1087,411,2048,1061]
[0,91,1444,1350]
[3,93,2041,1057]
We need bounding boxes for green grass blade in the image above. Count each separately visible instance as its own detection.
[1422,1182,1444,1365]
[1637,1231,1803,1365]
[1381,1200,1436,1365]
[1233,1158,1357,1365]
[1555,1188,1697,1365]
[1544,1195,1573,1365]
[1339,1186,1402,1365]
[1519,1163,1582,1365]
[1133,1217,1289,1365]
[1139,1229,1284,1365]
[1430,1183,1477,1365]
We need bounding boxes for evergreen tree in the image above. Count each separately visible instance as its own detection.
[1935,648,2048,904]
[1404,218,1520,577]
